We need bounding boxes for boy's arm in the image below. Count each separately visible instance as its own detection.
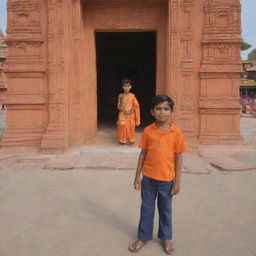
[134,149,147,190]
[171,153,182,195]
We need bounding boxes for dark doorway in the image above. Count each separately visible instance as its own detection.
[95,32,156,127]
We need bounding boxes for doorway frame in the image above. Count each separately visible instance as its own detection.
[80,1,169,144]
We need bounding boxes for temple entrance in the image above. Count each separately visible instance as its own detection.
[78,1,167,145]
[95,32,156,129]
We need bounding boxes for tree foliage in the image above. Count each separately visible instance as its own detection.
[241,42,252,51]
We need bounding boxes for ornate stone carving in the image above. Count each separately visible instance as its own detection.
[7,0,41,36]
[167,0,179,122]
[0,30,7,90]
[199,0,242,144]
[0,0,47,151]
[5,0,44,73]
[179,0,195,139]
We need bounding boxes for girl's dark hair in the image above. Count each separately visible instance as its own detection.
[121,78,132,85]
[151,95,174,111]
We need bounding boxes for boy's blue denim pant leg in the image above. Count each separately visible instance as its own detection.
[138,176,173,241]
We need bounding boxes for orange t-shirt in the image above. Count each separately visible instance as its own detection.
[139,122,186,181]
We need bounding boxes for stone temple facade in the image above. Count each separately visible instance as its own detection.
[1,0,242,152]
[0,29,7,92]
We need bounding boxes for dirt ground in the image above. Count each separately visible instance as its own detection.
[0,111,256,256]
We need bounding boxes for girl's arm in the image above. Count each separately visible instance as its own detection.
[117,94,122,110]
[134,149,147,190]
[171,153,182,195]
[133,96,140,126]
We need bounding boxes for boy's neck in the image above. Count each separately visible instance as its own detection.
[155,121,171,131]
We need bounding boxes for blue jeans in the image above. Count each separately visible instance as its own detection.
[138,176,173,241]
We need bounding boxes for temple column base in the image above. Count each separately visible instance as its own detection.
[41,126,70,153]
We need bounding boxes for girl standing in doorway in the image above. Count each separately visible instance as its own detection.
[117,78,140,145]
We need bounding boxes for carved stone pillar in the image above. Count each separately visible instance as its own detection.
[179,0,196,145]
[199,0,242,144]
[1,0,47,151]
[41,0,73,152]
[167,0,197,146]
[167,0,180,123]
[68,0,84,146]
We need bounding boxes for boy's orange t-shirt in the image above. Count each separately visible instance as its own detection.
[139,122,186,181]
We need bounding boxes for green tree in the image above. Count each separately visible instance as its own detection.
[241,42,252,51]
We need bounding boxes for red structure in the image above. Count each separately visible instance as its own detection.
[0,29,7,100]
[1,0,242,152]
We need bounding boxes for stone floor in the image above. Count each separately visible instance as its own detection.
[240,115,256,147]
[1,110,256,172]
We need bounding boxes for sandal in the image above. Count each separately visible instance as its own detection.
[163,240,175,254]
[129,240,147,253]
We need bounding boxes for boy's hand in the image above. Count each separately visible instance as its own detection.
[171,182,180,195]
[134,175,141,190]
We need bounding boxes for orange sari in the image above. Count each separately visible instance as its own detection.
[117,93,140,143]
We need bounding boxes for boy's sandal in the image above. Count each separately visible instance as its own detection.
[163,241,175,254]
[129,240,147,253]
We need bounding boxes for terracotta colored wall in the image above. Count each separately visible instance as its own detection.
[1,0,242,152]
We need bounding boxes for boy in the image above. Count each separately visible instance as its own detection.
[129,95,186,254]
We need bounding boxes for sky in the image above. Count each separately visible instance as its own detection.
[0,0,255,60]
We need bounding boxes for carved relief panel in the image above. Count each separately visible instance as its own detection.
[179,0,195,137]
[6,0,44,72]
[8,1,41,36]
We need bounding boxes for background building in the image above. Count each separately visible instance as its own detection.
[248,48,256,61]
[0,29,7,103]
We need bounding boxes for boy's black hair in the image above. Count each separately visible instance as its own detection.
[151,95,174,111]
[121,78,132,85]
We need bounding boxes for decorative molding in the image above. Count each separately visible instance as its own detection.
[5,71,45,77]
[4,92,46,105]
[85,0,166,8]
[199,98,240,109]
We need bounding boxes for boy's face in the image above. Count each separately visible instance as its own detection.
[151,101,172,123]
[122,83,132,93]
